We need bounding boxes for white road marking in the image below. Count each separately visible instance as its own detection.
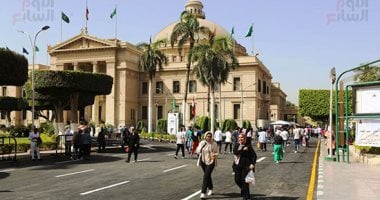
[142,145,156,150]
[55,169,95,178]
[0,169,15,173]
[163,165,187,173]
[55,159,81,165]
[80,180,130,195]
[137,158,151,162]
[167,153,175,156]
[182,190,201,200]
[257,157,266,162]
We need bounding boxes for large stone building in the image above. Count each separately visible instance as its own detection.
[1,0,296,129]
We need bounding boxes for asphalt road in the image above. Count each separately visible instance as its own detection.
[0,138,317,200]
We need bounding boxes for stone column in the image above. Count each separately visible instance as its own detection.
[92,61,99,124]
[105,61,116,125]
[73,62,79,71]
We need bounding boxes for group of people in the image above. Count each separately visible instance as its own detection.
[190,127,257,200]
[63,125,92,160]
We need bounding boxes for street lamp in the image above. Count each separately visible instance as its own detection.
[240,82,255,127]
[18,25,50,128]
[328,67,336,157]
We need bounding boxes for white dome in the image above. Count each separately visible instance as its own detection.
[154,18,230,42]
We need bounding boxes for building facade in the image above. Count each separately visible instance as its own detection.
[1,0,296,129]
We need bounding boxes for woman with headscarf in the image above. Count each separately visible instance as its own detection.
[196,131,218,199]
[233,133,257,200]
[126,127,140,163]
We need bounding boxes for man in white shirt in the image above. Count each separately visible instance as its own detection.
[214,127,223,153]
[174,126,186,159]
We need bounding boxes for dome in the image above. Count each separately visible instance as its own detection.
[153,18,230,42]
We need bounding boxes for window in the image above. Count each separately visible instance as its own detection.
[2,87,6,96]
[0,111,5,120]
[189,80,197,93]
[142,82,148,94]
[130,109,136,121]
[156,81,163,94]
[172,56,177,62]
[263,81,267,94]
[258,80,261,93]
[142,106,148,120]
[233,77,240,91]
[233,104,240,119]
[180,56,184,62]
[157,106,163,120]
[173,81,180,93]
[215,104,218,120]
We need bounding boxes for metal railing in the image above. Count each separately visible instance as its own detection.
[0,136,17,161]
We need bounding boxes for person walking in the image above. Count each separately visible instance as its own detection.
[279,128,289,153]
[224,129,232,154]
[214,127,223,153]
[185,126,193,154]
[126,127,140,163]
[232,133,257,200]
[191,127,200,158]
[174,126,186,159]
[72,129,83,160]
[273,132,284,164]
[64,126,73,157]
[293,127,301,153]
[196,131,218,199]
[29,127,41,160]
[97,126,106,153]
[258,128,267,151]
[82,127,92,160]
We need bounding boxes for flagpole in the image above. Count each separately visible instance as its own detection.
[85,0,88,32]
[60,13,62,42]
[251,23,254,55]
[115,4,118,39]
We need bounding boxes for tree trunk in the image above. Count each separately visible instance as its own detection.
[183,62,190,126]
[5,111,11,128]
[148,79,152,133]
[54,104,64,135]
[70,92,79,130]
[210,89,215,134]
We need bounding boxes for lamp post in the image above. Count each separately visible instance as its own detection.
[240,82,255,127]
[18,25,50,128]
[329,67,336,157]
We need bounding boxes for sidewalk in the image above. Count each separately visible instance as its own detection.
[316,139,380,200]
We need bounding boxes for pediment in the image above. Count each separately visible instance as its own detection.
[49,30,117,53]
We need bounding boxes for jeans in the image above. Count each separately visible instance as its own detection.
[200,161,215,193]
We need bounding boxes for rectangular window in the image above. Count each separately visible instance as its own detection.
[189,80,197,93]
[2,87,6,96]
[258,80,261,93]
[173,81,180,93]
[142,82,148,94]
[156,81,163,94]
[142,106,148,120]
[263,81,267,94]
[172,56,177,62]
[215,104,218,121]
[0,111,5,120]
[233,77,240,91]
[130,109,136,121]
[233,104,240,120]
[157,106,163,120]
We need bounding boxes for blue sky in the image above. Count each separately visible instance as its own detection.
[1,0,379,105]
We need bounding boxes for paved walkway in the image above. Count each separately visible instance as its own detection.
[317,139,380,200]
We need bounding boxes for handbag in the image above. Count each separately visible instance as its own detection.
[124,146,129,153]
[245,170,256,185]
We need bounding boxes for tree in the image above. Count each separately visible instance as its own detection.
[190,34,238,133]
[170,11,210,125]
[354,65,380,82]
[137,38,168,133]
[31,70,113,133]
[0,48,28,127]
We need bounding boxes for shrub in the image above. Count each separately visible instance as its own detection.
[9,125,29,137]
[222,119,238,132]
[157,119,167,133]
[136,121,145,132]
[39,122,55,136]
[242,120,252,129]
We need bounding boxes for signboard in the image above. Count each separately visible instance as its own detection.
[354,86,380,114]
[355,119,380,147]
[167,113,180,135]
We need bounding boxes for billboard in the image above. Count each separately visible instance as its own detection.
[355,119,380,147]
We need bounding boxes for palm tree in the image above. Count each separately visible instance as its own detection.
[190,34,238,133]
[170,11,210,125]
[137,38,168,133]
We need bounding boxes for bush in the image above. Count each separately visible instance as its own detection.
[242,120,252,129]
[39,122,55,136]
[136,121,145,132]
[157,119,167,133]
[8,125,30,137]
[196,116,209,132]
[222,119,238,132]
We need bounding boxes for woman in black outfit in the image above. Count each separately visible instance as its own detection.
[233,133,257,200]
[126,127,140,163]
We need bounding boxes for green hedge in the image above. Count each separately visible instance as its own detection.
[222,119,238,132]
[0,48,28,86]
[157,119,167,133]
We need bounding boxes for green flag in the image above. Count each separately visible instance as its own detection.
[245,25,253,37]
[110,8,117,19]
[35,45,39,52]
[61,11,70,23]
[230,26,235,36]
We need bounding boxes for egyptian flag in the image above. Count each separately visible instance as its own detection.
[191,97,196,116]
